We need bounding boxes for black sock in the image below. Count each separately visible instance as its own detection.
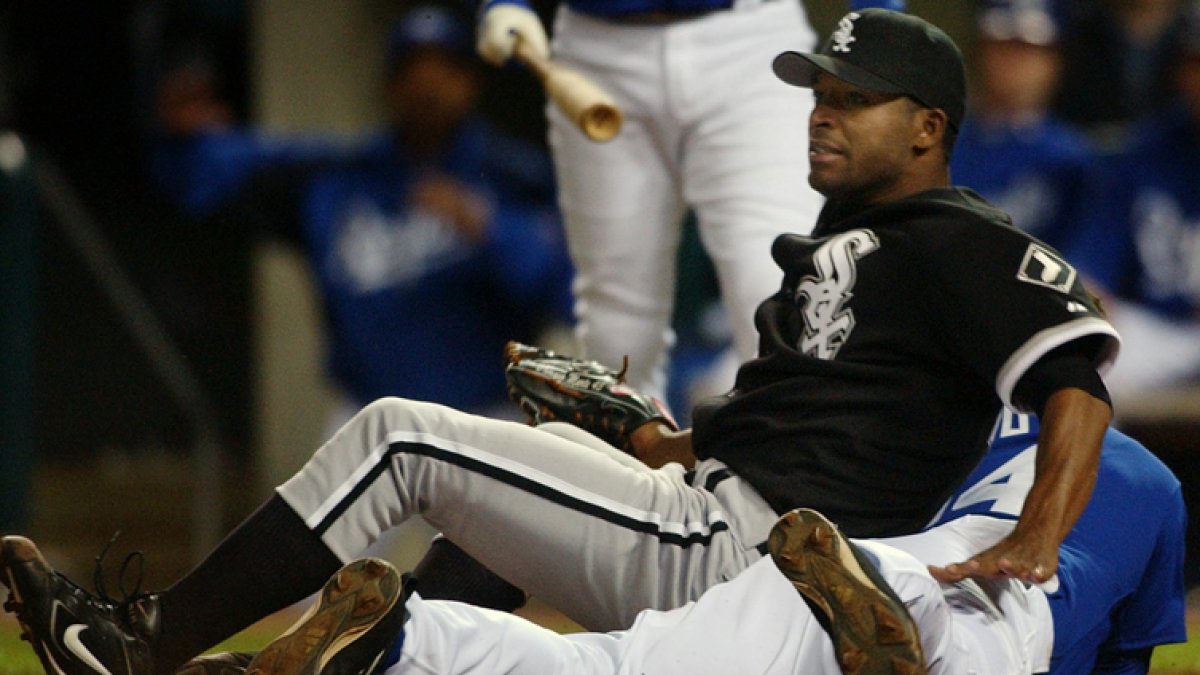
[410,538,526,612]
[153,494,342,674]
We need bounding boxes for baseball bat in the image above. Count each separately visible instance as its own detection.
[513,39,623,142]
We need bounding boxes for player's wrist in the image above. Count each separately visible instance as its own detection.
[630,425,694,469]
[629,421,669,452]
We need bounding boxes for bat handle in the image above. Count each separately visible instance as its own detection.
[513,37,551,81]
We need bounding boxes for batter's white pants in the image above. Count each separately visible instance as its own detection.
[548,0,823,399]
[276,397,779,631]
[387,533,1051,674]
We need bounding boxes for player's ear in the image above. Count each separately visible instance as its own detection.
[913,107,948,152]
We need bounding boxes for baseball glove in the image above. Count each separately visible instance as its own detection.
[503,341,678,453]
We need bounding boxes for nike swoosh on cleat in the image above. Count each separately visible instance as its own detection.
[64,624,115,675]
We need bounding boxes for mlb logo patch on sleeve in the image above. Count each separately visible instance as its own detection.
[1016,243,1076,293]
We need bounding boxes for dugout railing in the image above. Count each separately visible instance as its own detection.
[31,146,225,561]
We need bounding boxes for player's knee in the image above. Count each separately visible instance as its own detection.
[354,396,422,429]
[357,396,461,434]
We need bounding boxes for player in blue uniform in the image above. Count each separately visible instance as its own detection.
[151,4,573,415]
[925,410,1188,673]
[1061,3,1200,399]
[950,0,1095,251]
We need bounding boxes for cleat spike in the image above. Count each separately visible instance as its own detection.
[873,604,910,645]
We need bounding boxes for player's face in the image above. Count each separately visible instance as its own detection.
[977,40,1061,115]
[1176,53,1200,127]
[807,73,927,202]
[387,49,481,140]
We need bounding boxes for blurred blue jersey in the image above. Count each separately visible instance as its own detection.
[151,121,573,413]
[950,114,1094,250]
[1065,105,1200,320]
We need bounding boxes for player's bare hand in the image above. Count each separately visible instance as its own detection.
[412,176,491,241]
[928,532,1058,584]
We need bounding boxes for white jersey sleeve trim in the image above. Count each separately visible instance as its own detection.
[995,317,1121,410]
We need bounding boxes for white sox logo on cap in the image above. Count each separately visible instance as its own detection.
[831,12,860,53]
[772,9,967,130]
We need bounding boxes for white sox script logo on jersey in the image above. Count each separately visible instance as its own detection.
[831,13,861,53]
[795,229,879,359]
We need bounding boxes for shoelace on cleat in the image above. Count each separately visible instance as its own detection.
[92,531,147,605]
[90,531,161,638]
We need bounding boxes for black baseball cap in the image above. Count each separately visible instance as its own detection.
[773,9,966,130]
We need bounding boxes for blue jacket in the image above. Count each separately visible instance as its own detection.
[950,113,1094,251]
[1065,105,1200,321]
[151,120,573,411]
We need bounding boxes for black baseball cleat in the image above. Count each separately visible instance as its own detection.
[768,509,925,675]
[175,651,256,675]
[1,535,162,675]
[243,558,409,675]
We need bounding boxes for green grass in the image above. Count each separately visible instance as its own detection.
[0,622,41,673]
[0,611,293,674]
[1153,631,1200,673]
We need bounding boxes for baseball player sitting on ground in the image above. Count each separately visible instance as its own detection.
[1,10,1122,675]
[171,410,1186,674]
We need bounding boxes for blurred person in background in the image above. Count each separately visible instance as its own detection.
[1062,0,1200,405]
[951,0,1096,251]
[1053,0,1191,151]
[150,0,573,619]
[150,1,573,422]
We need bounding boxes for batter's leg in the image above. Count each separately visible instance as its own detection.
[547,9,689,400]
[551,117,685,399]
[681,0,822,370]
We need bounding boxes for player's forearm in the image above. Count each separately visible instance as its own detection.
[1015,388,1110,546]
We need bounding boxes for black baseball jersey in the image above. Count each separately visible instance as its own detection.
[692,187,1119,538]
